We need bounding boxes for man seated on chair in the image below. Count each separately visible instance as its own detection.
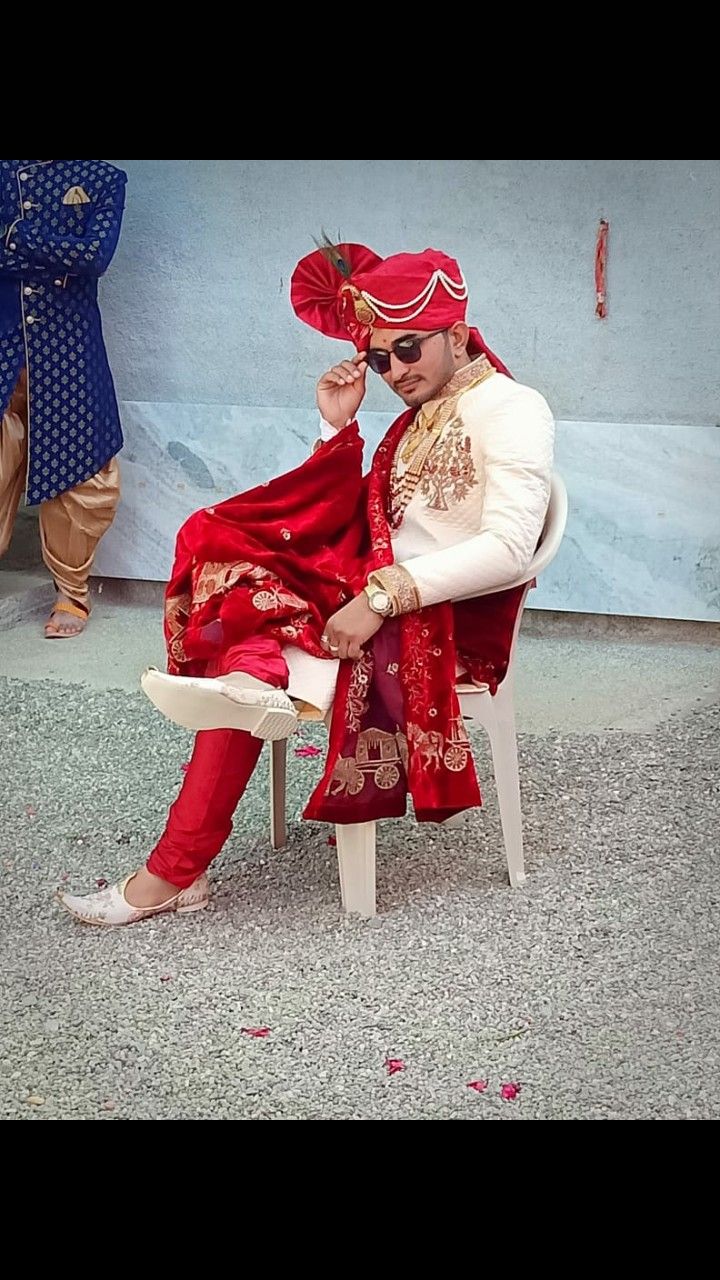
[58,240,555,927]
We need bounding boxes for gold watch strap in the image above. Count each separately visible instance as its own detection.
[367,566,421,616]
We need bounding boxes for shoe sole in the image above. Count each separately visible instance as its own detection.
[56,891,209,928]
[141,671,297,741]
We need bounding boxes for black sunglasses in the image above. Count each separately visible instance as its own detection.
[366,328,448,375]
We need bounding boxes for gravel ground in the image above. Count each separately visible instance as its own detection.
[1,669,718,1120]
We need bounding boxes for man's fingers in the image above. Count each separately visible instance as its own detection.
[320,362,363,387]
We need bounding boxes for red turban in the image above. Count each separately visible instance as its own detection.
[291,241,510,376]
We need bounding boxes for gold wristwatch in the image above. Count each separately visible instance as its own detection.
[363,582,394,617]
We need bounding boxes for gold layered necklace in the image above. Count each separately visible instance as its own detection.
[388,357,495,528]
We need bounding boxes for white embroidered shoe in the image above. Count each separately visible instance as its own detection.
[140,668,298,741]
[57,872,209,928]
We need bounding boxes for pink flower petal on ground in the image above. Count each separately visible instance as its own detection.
[467,1079,489,1093]
[385,1058,406,1075]
[294,745,322,758]
[25,805,37,818]
[500,1082,522,1100]
[327,835,337,846]
[180,761,190,774]
[96,878,108,889]
[241,1027,271,1038]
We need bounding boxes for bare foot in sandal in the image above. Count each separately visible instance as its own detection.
[44,593,89,639]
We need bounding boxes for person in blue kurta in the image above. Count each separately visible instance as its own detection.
[0,159,126,636]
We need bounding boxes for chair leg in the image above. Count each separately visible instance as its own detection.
[269,739,288,850]
[336,822,376,917]
[486,678,525,887]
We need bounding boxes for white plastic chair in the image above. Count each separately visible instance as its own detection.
[270,473,568,916]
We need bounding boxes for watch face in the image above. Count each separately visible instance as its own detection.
[372,590,391,614]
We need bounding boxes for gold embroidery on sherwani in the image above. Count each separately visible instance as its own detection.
[388,355,495,528]
[369,563,421,615]
[418,417,477,511]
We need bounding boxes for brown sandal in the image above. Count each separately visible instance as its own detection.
[44,600,89,639]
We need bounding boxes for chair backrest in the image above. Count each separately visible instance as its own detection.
[525,472,568,581]
[494,472,568,673]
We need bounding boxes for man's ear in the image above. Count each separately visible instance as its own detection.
[449,321,470,360]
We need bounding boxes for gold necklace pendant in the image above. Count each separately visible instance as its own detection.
[400,432,422,466]
[399,410,433,465]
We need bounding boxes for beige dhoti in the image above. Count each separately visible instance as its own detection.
[0,369,120,609]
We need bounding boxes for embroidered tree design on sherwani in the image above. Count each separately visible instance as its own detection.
[419,418,477,511]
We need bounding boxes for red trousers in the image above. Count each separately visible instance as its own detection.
[146,638,288,888]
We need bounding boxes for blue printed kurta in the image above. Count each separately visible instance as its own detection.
[0,159,126,504]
